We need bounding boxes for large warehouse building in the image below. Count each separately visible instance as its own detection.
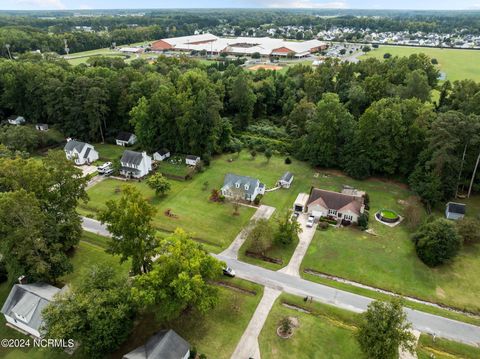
[151,33,327,57]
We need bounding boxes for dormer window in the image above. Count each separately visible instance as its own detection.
[235,182,240,188]
[244,184,249,191]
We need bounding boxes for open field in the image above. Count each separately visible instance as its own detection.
[94,143,127,162]
[248,64,284,71]
[361,45,480,82]
[300,173,480,313]
[259,293,363,359]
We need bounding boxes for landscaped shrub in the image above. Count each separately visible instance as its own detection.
[253,194,263,205]
[317,221,329,230]
[319,217,337,225]
[285,157,292,164]
[413,218,462,267]
[189,347,197,359]
[456,217,480,244]
[358,212,369,230]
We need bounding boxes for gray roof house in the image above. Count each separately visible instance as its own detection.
[123,330,190,359]
[1,283,60,338]
[7,115,26,125]
[153,148,171,162]
[445,202,466,220]
[116,132,137,147]
[278,171,294,188]
[185,155,200,166]
[221,173,266,202]
[64,139,99,166]
[120,150,152,178]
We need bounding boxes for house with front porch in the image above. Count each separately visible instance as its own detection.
[120,150,152,178]
[306,187,365,223]
[221,173,265,202]
[64,139,99,165]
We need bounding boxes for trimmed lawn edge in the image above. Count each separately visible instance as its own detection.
[301,272,480,327]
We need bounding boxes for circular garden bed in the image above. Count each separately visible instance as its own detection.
[375,209,400,224]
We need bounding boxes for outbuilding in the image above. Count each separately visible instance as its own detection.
[153,148,171,161]
[185,155,200,166]
[445,202,466,220]
[116,132,137,147]
[35,123,49,131]
[7,115,26,126]
[293,193,309,213]
[279,172,294,188]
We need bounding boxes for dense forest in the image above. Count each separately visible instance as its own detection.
[0,52,479,211]
[1,9,480,56]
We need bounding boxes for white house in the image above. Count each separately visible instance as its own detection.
[221,173,266,202]
[120,150,152,178]
[64,139,99,165]
[116,132,137,147]
[35,123,48,131]
[1,283,60,338]
[307,188,365,223]
[123,330,190,359]
[278,171,294,188]
[185,155,200,166]
[153,148,171,161]
[445,202,466,220]
[7,115,26,125]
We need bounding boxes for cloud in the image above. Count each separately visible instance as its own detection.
[267,0,348,8]
[79,3,93,9]
[16,0,66,9]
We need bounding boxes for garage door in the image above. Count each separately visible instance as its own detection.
[312,210,323,219]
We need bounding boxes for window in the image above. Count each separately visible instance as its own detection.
[328,209,337,216]
[344,214,353,221]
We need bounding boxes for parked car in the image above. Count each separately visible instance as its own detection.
[223,267,236,277]
[103,168,114,176]
[306,215,315,228]
[97,162,112,174]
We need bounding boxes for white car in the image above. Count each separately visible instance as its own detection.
[306,215,315,228]
[223,267,236,277]
[97,162,112,174]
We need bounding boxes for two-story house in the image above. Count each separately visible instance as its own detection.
[120,150,152,178]
[64,139,99,165]
[221,173,265,202]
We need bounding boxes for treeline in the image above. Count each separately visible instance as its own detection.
[0,53,479,209]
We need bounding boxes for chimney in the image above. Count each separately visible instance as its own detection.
[18,275,27,284]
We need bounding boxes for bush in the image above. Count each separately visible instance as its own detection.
[253,194,263,205]
[199,354,207,359]
[358,212,369,230]
[413,218,462,267]
[456,217,480,244]
[383,53,392,59]
[285,157,292,164]
[431,58,438,65]
[319,217,337,225]
[0,260,7,283]
[317,221,329,230]
[189,347,197,359]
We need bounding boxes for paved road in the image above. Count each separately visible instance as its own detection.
[81,217,480,347]
[215,254,480,347]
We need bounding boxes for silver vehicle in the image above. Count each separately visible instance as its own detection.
[306,215,315,228]
[97,162,112,174]
[223,267,236,277]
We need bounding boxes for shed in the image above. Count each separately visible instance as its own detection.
[293,193,309,213]
[279,171,294,188]
[445,202,466,220]
[35,123,49,131]
[153,148,171,162]
[185,155,200,166]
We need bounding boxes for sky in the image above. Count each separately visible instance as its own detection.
[1,0,480,11]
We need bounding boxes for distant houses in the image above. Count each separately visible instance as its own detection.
[120,150,152,178]
[35,123,48,131]
[116,132,137,147]
[122,329,190,359]
[221,173,265,202]
[64,139,99,165]
[1,282,60,338]
[445,202,466,220]
[153,148,171,161]
[306,188,365,224]
[7,115,26,125]
[185,155,200,166]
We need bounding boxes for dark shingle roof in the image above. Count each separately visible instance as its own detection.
[222,173,260,197]
[122,330,189,359]
[307,188,364,215]
[156,148,170,156]
[447,202,466,215]
[280,172,293,182]
[117,131,134,142]
[64,140,87,153]
[1,283,60,333]
[121,150,143,166]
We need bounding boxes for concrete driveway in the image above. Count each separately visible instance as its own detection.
[76,165,97,177]
[278,213,317,277]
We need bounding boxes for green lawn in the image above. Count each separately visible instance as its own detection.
[362,45,480,82]
[111,278,263,359]
[300,174,480,313]
[259,293,363,359]
[417,334,480,359]
[157,158,193,178]
[94,143,126,162]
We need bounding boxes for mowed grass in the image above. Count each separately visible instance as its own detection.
[301,174,480,313]
[259,293,363,359]
[362,45,480,82]
[94,143,127,162]
[417,334,480,359]
[111,278,263,359]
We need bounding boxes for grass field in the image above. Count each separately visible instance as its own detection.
[362,45,480,82]
[94,143,126,162]
[300,174,480,313]
[259,293,362,359]
[417,334,480,359]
